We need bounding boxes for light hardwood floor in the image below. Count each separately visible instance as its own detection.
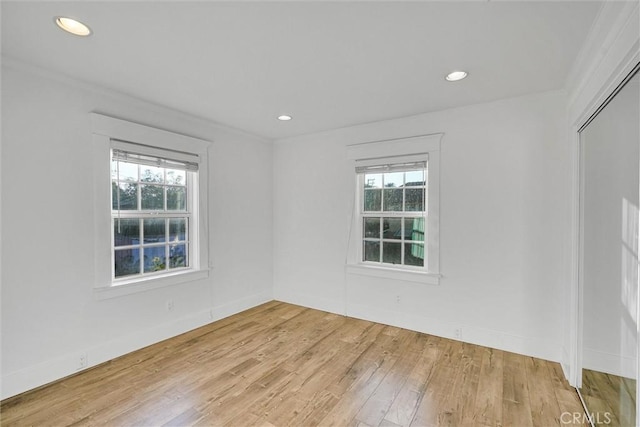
[581,368,636,427]
[1,301,585,426]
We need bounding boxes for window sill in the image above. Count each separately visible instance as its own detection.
[93,268,209,300]
[346,264,441,285]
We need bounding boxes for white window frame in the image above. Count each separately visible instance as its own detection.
[91,113,211,299]
[346,134,442,285]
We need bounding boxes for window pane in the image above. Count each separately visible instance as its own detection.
[382,241,402,264]
[405,218,425,242]
[363,240,380,262]
[141,184,165,210]
[143,246,166,272]
[382,217,402,239]
[140,166,164,183]
[363,217,380,238]
[144,218,166,243]
[117,162,139,182]
[167,187,187,211]
[112,182,138,210]
[169,244,187,268]
[364,174,382,189]
[114,248,140,277]
[384,172,403,188]
[166,169,186,185]
[405,188,425,211]
[383,188,402,211]
[405,243,424,266]
[114,219,140,247]
[405,170,424,186]
[364,189,381,211]
[169,218,187,241]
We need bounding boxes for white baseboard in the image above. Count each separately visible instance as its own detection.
[1,291,272,400]
[276,292,561,363]
[583,347,636,379]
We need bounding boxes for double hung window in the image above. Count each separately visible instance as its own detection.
[111,147,196,279]
[358,160,427,268]
[92,113,210,298]
[347,134,441,284]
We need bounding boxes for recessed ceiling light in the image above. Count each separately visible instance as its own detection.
[55,16,92,36]
[445,71,468,82]
[277,115,292,121]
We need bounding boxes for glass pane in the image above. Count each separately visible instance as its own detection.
[141,185,165,210]
[140,166,164,183]
[167,187,187,211]
[169,218,187,241]
[384,172,403,188]
[114,219,140,247]
[112,182,138,210]
[364,189,381,211]
[114,248,140,277]
[382,241,402,264]
[405,243,424,266]
[117,162,139,182]
[363,240,380,262]
[405,188,425,211]
[144,218,166,243]
[169,244,187,268]
[382,217,402,239]
[405,170,425,186]
[364,174,382,189]
[405,218,425,242]
[363,218,380,238]
[143,246,166,272]
[383,188,402,211]
[166,169,186,185]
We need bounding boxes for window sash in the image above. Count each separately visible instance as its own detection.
[357,164,427,269]
[111,146,197,281]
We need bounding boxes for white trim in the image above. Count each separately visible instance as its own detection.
[91,114,211,295]
[567,0,640,390]
[92,113,210,157]
[346,264,440,285]
[0,291,272,400]
[94,269,210,300]
[583,347,637,380]
[347,133,442,160]
[274,293,560,363]
[346,133,442,280]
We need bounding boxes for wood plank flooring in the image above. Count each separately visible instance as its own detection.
[581,368,636,426]
[1,301,585,426]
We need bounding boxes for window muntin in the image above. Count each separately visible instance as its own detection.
[111,150,195,280]
[360,165,427,268]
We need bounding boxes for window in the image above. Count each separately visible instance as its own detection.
[347,134,441,284]
[111,147,196,280]
[92,113,210,298]
[359,160,427,268]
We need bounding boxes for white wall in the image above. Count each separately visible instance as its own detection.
[273,90,569,362]
[0,59,274,399]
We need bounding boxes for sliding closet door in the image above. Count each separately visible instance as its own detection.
[580,68,639,426]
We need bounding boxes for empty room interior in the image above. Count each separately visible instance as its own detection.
[1,1,639,426]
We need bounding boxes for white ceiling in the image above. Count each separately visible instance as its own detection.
[2,1,602,140]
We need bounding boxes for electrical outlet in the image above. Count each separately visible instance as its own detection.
[396,295,400,303]
[78,352,88,370]
[166,300,174,312]
[454,328,462,339]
